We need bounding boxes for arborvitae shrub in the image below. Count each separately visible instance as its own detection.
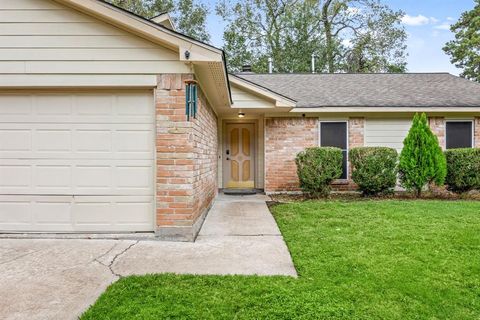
[399,113,447,197]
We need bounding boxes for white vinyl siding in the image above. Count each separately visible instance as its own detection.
[365,118,412,152]
[231,85,276,109]
[0,91,155,232]
[0,0,189,78]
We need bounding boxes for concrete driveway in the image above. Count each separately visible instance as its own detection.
[0,194,296,320]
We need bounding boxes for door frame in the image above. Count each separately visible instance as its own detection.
[222,119,258,189]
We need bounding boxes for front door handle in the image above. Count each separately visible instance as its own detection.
[226,149,230,155]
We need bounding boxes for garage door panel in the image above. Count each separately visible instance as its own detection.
[0,165,31,188]
[0,129,32,151]
[75,95,113,115]
[75,166,112,189]
[35,95,72,115]
[116,165,153,189]
[0,159,153,195]
[0,124,154,160]
[116,94,154,116]
[34,201,72,226]
[0,200,31,224]
[115,130,154,153]
[35,129,71,152]
[0,93,154,124]
[75,130,112,153]
[36,165,71,188]
[0,91,154,232]
[0,96,32,115]
[0,195,154,232]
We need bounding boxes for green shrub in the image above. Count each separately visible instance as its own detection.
[445,148,480,193]
[349,147,398,196]
[399,113,447,197]
[295,147,343,197]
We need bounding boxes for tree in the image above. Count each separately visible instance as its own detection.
[399,113,447,197]
[217,0,407,73]
[108,0,210,42]
[443,0,480,82]
[217,0,327,73]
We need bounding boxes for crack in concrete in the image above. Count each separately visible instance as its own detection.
[105,241,138,279]
[0,248,43,266]
[91,242,119,265]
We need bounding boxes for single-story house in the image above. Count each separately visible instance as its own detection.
[0,0,479,241]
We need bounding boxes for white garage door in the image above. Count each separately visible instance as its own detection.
[0,91,155,232]
[365,118,413,152]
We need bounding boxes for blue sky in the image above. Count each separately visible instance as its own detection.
[204,0,476,74]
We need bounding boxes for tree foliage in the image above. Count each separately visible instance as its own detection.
[217,0,407,73]
[108,0,210,42]
[399,113,447,197]
[443,0,480,82]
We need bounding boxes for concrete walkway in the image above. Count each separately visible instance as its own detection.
[0,194,296,320]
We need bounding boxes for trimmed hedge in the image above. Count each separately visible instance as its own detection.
[295,147,343,197]
[445,148,480,193]
[349,147,398,196]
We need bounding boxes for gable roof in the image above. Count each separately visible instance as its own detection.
[235,73,480,109]
[55,0,232,107]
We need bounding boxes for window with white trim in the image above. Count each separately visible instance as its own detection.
[320,121,348,179]
[446,121,473,149]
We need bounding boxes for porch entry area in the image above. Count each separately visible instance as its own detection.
[223,123,256,189]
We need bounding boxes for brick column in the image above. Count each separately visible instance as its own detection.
[475,117,480,148]
[155,74,218,241]
[264,118,318,193]
[349,117,365,148]
[345,117,365,186]
[429,117,446,149]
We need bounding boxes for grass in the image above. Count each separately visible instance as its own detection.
[81,200,480,319]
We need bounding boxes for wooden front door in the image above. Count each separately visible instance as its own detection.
[224,123,255,189]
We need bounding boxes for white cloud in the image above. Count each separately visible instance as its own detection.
[434,23,451,30]
[402,14,431,26]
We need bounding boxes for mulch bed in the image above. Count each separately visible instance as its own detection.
[268,188,480,204]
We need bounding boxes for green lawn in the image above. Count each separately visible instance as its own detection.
[81,200,480,319]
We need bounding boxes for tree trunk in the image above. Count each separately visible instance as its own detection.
[322,0,335,73]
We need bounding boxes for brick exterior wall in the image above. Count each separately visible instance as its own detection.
[155,74,218,241]
[429,117,446,149]
[475,117,480,148]
[264,117,366,193]
[349,117,365,148]
[264,118,318,192]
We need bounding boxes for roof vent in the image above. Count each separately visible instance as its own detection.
[242,65,252,73]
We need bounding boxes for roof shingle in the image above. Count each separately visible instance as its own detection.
[235,73,480,108]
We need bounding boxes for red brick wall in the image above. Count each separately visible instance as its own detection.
[155,74,217,240]
[265,117,366,193]
[265,118,318,192]
[349,117,365,148]
[429,117,446,149]
[191,89,218,226]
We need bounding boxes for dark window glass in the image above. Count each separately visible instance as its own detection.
[320,122,348,179]
[446,122,472,149]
